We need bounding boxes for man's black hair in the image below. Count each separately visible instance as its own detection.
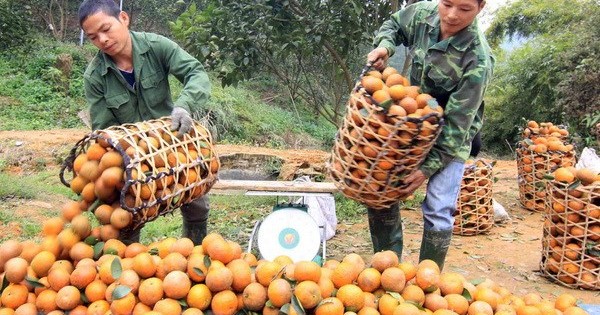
[78,0,121,26]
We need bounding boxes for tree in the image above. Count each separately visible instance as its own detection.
[482,0,600,154]
[171,0,407,126]
[125,0,187,35]
[0,0,35,49]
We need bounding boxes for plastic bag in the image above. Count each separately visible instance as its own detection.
[294,176,338,240]
[493,198,510,223]
[575,147,600,173]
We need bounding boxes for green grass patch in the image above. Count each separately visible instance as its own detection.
[0,171,75,200]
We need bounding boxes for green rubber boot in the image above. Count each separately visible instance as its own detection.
[367,205,403,257]
[182,219,208,246]
[419,229,452,270]
[118,227,141,245]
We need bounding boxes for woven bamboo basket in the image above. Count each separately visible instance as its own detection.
[329,66,444,209]
[60,117,220,230]
[540,179,600,290]
[453,159,494,236]
[516,143,576,212]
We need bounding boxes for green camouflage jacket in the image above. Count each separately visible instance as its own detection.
[374,1,494,177]
[84,31,211,130]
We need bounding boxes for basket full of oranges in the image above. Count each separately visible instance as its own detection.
[60,117,220,231]
[329,65,444,209]
[453,159,494,236]
[515,121,576,212]
[540,167,600,290]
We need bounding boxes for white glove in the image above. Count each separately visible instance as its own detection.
[171,107,193,135]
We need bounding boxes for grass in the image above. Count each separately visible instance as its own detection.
[0,171,75,200]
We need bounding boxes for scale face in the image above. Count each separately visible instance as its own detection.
[257,208,321,262]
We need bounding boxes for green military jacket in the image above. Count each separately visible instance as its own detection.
[374,1,494,177]
[83,31,211,130]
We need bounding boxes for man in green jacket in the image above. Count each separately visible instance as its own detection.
[78,0,211,245]
[366,0,494,269]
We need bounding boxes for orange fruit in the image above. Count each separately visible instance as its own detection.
[386,73,406,87]
[243,282,268,311]
[331,261,358,288]
[393,302,421,315]
[362,76,385,94]
[154,298,183,314]
[163,270,191,299]
[1,283,29,309]
[187,283,212,310]
[110,292,136,315]
[415,265,440,292]
[554,293,577,312]
[336,284,365,312]
[132,252,157,279]
[30,250,56,278]
[399,97,418,114]
[294,261,323,283]
[138,277,164,307]
[295,280,323,309]
[389,85,407,100]
[35,289,58,313]
[315,297,345,315]
[267,278,292,308]
[211,290,238,315]
[380,266,406,292]
[55,285,81,310]
[357,268,381,293]
[445,293,469,315]
[370,250,399,272]
[42,217,65,236]
[205,264,234,292]
[4,257,28,284]
[424,293,449,312]
[227,259,252,292]
[255,261,283,287]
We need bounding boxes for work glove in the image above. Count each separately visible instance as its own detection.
[171,107,193,135]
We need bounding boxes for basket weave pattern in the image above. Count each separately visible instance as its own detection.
[61,117,220,230]
[540,180,600,290]
[329,90,443,209]
[453,160,494,236]
[516,146,575,212]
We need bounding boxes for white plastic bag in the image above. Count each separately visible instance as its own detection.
[294,176,337,240]
[575,147,600,173]
[493,198,510,223]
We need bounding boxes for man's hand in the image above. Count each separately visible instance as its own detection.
[397,169,427,197]
[171,107,193,135]
[367,47,389,71]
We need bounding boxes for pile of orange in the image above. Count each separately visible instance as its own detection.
[330,66,444,209]
[516,121,576,212]
[63,118,220,235]
[541,166,600,289]
[522,121,569,140]
[454,159,494,236]
[0,226,593,315]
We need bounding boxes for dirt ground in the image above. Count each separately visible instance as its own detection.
[0,129,598,303]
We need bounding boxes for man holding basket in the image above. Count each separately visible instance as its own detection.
[78,0,212,245]
[366,0,494,269]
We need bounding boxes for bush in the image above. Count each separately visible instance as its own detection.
[0,0,35,49]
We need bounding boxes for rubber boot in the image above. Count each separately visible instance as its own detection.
[182,219,207,246]
[419,229,452,270]
[119,227,141,245]
[367,205,403,257]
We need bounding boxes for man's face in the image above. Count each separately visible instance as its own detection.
[82,11,130,57]
[438,0,485,38]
